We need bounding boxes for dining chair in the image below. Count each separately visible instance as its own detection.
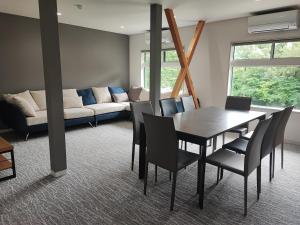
[223,96,252,144]
[130,101,154,171]
[159,98,178,117]
[241,106,293,173]
[143,113,201,211]
[223,110,284,181]
[206,118,271,216]
[181,96,195,112]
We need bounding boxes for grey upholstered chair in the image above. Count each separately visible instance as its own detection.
[223,110,284,181]
[242,106,293,175]
[223,96,252,144]
[159,98,178,117]
[181,96,195,112]
[130,101,154,171]
[143,113,201,211]
[206,118,271,216]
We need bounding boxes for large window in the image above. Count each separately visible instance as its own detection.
[228,39,300,110]
[141,49,183,94]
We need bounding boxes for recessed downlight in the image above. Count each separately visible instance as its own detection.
[120,25,125,29]
[57,12,62,16]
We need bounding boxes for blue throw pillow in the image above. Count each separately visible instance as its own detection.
[77,88,96,106]
[108,86,126,94]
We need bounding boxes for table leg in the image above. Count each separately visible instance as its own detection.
[139,124,146,179]
[11,150,16,178]
[212,136,217,152]
[199,141,207,209]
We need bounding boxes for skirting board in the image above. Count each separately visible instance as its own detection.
[50,170,67,178]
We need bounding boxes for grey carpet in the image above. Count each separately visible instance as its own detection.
[0,121,300,225]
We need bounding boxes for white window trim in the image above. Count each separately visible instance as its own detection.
[228,39,300,110]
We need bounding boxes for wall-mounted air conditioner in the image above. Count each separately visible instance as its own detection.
[248,10,299,34]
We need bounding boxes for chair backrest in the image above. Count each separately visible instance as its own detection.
[245,118,271,175]
[159,98,178,117]
[261,110,285,158]
[274,106,294,146]
[225,96,252,111]
[181,96,195,112]
[130,101,154,144]
[143,113,178,171]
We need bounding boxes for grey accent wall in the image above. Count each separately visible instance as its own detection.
[0,12,129,93]
[0,12,129,129]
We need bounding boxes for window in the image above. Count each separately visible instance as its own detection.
[141,49,183,94]
[228,39,300,110]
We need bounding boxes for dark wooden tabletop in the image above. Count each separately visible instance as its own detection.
[173,107,266,140]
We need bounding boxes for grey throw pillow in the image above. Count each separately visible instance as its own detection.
[128,87,142,102]
[112,93,129,102]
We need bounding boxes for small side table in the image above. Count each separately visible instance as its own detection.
[0,137,16,181]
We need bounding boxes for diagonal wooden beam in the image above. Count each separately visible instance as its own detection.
[165,8,205,108]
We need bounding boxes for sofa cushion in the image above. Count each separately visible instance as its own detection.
[128,87,142,102]
[30,90,47,110]
[26,110,48,126]
[119,102,131,111]
[63,97,83,109]
[112,92,129,103]
[77,88,97,106]
[64,108,94,120]
[6,90,40,111]
[85,103,126,115]
[92,87,112,104]
[5,96,37,117]
[63,89,78,98]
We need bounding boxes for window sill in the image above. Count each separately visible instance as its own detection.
[251,105,300,114]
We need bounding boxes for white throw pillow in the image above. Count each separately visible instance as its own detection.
[112,93,129,103]
[139,88,150,101]
[11,90,39,111]
[7,96,37,117]
[63,89,78,98]
[30,90,47,110]
[92,87,112,103]
[63,97,83,109]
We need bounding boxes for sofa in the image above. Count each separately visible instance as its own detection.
[0,86,136,139]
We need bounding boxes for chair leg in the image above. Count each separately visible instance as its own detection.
[269,152,273,182]
[222,133,225,145]
[155,165,158,183]
[272,148,275,179]
[257,165,261,199]
[169,171,172,181]
[220,168,224,180]
[180,140,183,150]
[131,143,135,171]
[185,141,187,151]
[244,177,248,216]
[281,142,284,169]
[197,160,201,194]
[170,172,177,211]
[144,162,149,195]
[217,167,220,184]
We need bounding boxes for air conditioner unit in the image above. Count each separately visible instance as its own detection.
[248,10,299,34]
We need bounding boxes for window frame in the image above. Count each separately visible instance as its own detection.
[228,38,300,111]
[141,48,182,93]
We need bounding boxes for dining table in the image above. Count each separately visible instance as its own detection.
[138,106,266,209]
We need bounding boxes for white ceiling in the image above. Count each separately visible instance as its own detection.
[0,0,299,35]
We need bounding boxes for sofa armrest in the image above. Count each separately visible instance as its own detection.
[0,100,29,134]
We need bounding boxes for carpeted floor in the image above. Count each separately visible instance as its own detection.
[0,121,300,225]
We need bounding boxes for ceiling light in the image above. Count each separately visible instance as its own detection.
[57,12,62,16]
[120,25,125,29]
[255,0,261,2]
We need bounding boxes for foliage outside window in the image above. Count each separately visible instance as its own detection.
[141,49,183,94]
[229,39,300,110]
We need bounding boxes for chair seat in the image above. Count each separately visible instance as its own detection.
[206,149,245,175]
[223,138,248,154]
[177,149,200,170]
[242,131,254,140]
[227,126,248,135]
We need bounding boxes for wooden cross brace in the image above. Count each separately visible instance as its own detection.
[165,8,205,108]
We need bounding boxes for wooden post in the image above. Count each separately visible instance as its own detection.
[165,8,205,108]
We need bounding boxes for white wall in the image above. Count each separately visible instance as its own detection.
[129,17,300,145]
